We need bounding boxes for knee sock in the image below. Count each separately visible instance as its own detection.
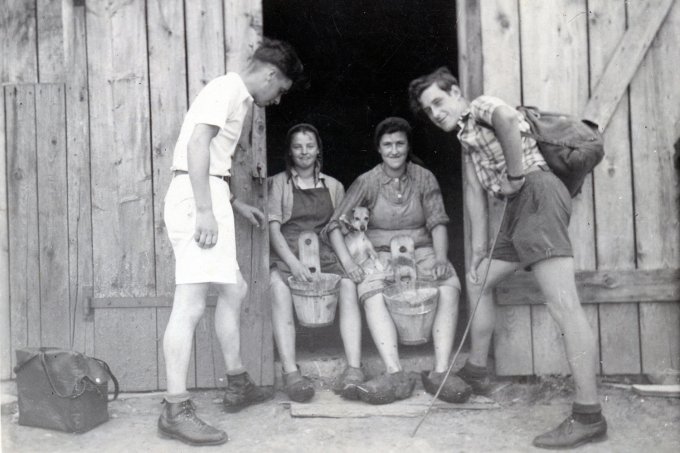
[572,402,603,424]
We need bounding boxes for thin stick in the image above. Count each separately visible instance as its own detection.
[411,200,508,437]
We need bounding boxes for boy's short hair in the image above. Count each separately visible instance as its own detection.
[408,67,459,117]
[253,38,306,88]
[374,117,412,149]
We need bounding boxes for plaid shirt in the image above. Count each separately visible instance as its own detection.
[457,96,545,195]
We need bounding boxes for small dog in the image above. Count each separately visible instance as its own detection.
[340,207,385,273]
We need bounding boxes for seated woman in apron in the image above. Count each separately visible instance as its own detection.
[324,117,469,405]
[268,123,364,402]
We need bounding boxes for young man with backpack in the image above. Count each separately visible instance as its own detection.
[408,67,607,449]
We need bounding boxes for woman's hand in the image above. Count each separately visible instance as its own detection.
[232,198,265,229]
[432,259,454,280]
[290,260,313,282]
[194,209,218,248]
[343,260,365,284]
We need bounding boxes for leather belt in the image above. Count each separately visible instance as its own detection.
[173,170,230,183]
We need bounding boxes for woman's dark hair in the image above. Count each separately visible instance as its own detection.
[284,123,323,177]
[373,117,412,150]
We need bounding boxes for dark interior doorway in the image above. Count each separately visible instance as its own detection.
[263,0,465,351]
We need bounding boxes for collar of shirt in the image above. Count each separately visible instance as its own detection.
[455,109,472,135]
[231,72,254,106]
[377,163,410,186]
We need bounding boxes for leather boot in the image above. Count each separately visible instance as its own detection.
[223,371,273,413]
[158,399,228,446]
[533,415,608,449]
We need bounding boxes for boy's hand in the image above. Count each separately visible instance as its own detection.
[499,175,525,196]
[195,209,218,248]
[467,248,487,284]
[232,199,265,229]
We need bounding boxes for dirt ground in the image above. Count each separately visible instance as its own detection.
[2,375,679,453]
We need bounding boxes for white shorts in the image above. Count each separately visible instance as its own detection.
[164,175,238,284]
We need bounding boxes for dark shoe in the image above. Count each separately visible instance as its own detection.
[532,415,608,449]
[333,366,365,401]
[158,399,228,446]
[283,369,315,403]
[421,370,472,404]
[457,364,494,395]
[223,371,273,413]
[356,371,416,405]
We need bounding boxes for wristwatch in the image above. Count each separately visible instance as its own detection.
[507,173,525,181]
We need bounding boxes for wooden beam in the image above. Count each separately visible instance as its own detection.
[582,0,674,129]
[496,269,680,305]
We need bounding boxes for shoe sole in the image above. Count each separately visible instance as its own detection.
[158,428,228,446]
[532,432,608,450]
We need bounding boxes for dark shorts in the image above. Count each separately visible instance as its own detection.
[491,169,573,267]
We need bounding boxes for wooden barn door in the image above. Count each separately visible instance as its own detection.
[2,0,272,392]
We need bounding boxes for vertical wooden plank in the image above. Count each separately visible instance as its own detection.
[589,0,640,375]
[224,0,273,385]
[185,0,226,388]
[0,0,38,83]
[629,0,680,375]
[0,83,11,378]
[185,0,226,101]
[520,0,597,375]
[86,0,155,299]
[94,308,158,391]
[455,0,483,100]
[6,85,41,358]
[36,83,70,348]
[36,0,65,82]
[148,0,187,297]
[157,307,196,389]
[480,0,533,376]
[64,0,94,356]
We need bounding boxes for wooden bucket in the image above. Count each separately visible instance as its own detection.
[383,281,439,345]
[288,273,341,328]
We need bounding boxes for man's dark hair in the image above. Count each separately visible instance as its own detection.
[253,38,306,88]
[408,67,459,117]
[374,117,412,150]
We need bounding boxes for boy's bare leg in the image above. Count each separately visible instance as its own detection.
[532,257,598,403]
[164,283,209,395]
[214,271,248,372]
[465,259,522,368]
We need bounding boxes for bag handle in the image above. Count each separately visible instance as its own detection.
[39,352,120,402]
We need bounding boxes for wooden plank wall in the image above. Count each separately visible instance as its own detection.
[1,0,269,390]
[478,0,680,376]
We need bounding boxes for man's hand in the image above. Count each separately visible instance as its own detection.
[290,260,313,282]
[467,247,488,284]
[232,198,265,229]
[499,175,525,196]
[432,259,454,281]
[195,209,218,248]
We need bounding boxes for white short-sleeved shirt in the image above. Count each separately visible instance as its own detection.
[171,73,253,176]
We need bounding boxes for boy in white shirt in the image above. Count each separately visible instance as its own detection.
[159,38,304,446]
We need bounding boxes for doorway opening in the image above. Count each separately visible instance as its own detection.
[263,0,465,354]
